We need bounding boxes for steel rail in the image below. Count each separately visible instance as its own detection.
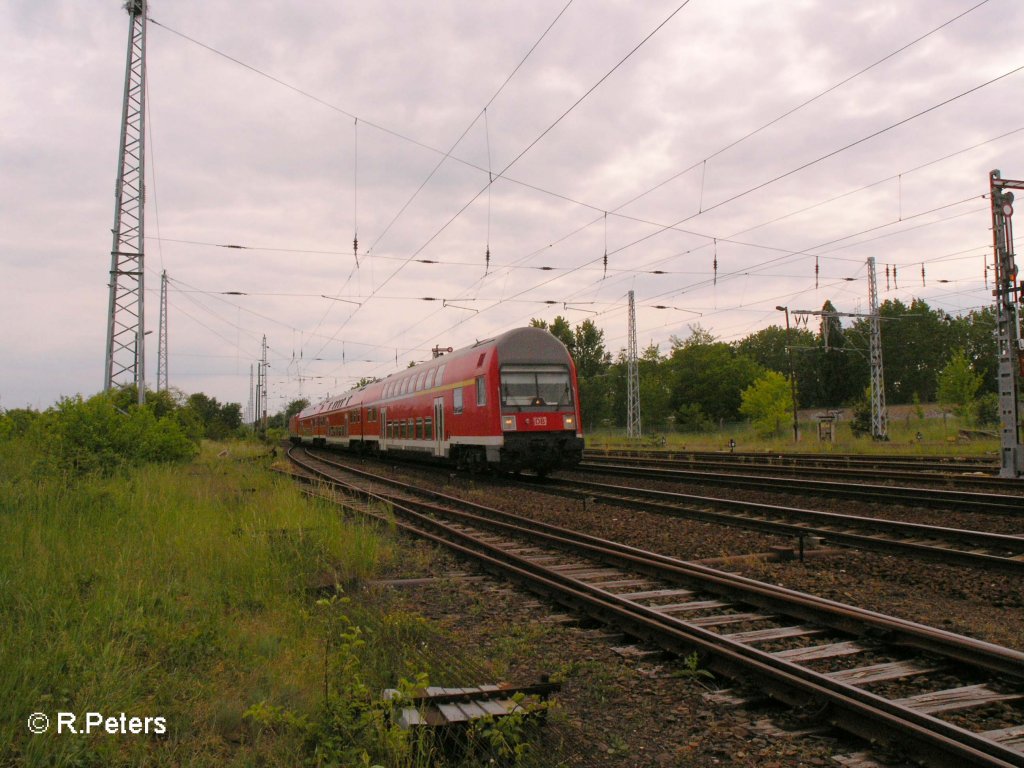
[287,448,1024,767]
[582,453,1019,492]
[587,448,998,472]
[295,448,1024,674]
[572,461,1024,513]
[523,475,1024,573]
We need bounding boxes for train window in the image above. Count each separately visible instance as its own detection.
[416,372,426,391]
[367,408,377,422]
[435,364,446,385]
[425,368,436,389]
[500,366,573,408]
[453,387,463,414]
[416,418,423,439]
[424,417,433,440]
[475,376,486,406]
[477,353,486,367]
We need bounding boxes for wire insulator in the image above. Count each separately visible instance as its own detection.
[893,264,898,289]
[353,237,359,267]
[815,255,819,289]
[885,264,890,291]
[921,263,925,287]
[713,238,718,286]
[603,251,607,279]
[485,247,490,274]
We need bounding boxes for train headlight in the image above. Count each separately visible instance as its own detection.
[562,414,575,430]
[502,415,517,431]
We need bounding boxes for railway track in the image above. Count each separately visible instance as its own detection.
[572,460,1024,513]
[587,448,999,474]
[582,451,1020,493]
[287,447,1024,767]
[520,475,1024,574]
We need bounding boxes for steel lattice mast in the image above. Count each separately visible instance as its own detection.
[793,257,888,440]
[104,0,148,404]
[156,270,168,392]
[626,290,641,438]
[989,170,1023,478]
[867,257,888,440]
[259,335,269,431]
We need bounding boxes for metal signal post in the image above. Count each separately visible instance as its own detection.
[104,0,148,404]
[989,170,1023,478]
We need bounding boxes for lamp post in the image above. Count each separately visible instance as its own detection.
[775,306,799,443]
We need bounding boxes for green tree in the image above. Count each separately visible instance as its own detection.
[936,349,983,420]
[667,337,765,424]
[182,393,243,439]
[811,300,859,407]
[740,371,793,438]
[638,343,672,432]
[533,316,612,429]
[847,299,952,404]
[735,324,817,406]
[948,306,997,393]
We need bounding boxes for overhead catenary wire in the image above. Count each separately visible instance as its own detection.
[306,0,696,365]
[144,4,1017,406]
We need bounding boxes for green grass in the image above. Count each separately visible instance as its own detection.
[0,439,399,767]
[587,407,1001,457]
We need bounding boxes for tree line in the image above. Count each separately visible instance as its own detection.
[531,298,1000,435]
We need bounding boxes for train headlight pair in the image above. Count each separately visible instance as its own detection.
[563,414,575,430]
[502,415,517,431]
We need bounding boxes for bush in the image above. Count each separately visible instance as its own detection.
[973,392,1000,426]
[32,392,197,475]
[674,403,713,432]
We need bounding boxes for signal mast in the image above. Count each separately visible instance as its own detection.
[989,170,1023,478]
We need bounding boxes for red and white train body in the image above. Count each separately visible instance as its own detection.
[288,327,584,473]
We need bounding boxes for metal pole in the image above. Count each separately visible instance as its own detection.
[776,306,799,442]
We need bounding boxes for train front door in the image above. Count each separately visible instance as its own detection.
[433,397,444,457]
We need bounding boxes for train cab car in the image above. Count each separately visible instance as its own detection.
[289,326,584,474]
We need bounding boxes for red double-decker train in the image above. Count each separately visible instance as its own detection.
[288,326,584,474]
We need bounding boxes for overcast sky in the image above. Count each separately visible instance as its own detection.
[2,0,1023,413]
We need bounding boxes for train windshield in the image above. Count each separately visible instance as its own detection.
[500,365,573,409]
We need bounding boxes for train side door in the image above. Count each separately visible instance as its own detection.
[433,397,445,457]
[379,407,387,450]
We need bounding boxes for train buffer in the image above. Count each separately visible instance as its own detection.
[382,678,560,731]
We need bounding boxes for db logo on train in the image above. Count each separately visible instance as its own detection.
[524,416,547,427]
